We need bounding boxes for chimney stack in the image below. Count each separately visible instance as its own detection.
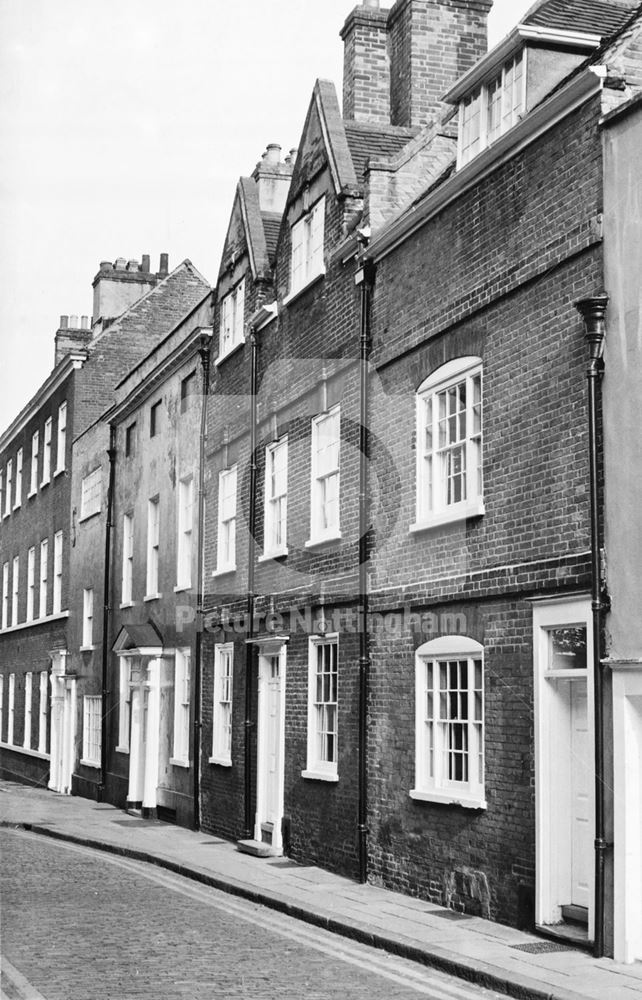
[341,2,391,125]
[54,314,92,366]
[252,145,294,213]
[387,0,493,127]
[91,254,160,327]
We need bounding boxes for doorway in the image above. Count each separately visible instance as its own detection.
[533,597,594,941]
[254,642,287,853]
[48,650,76,795]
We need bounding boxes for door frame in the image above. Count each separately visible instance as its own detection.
[254,638,288,853]
[48,650,76,795]
[533,595,594,939]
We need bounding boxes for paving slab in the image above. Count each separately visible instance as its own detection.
[1,778,640,1000]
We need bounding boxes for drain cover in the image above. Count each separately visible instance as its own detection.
[511,942,573,954]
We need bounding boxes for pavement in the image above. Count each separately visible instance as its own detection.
[1,779,640,1000]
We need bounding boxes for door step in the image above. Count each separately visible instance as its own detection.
[237,839,280,858]
[561,904,589,926]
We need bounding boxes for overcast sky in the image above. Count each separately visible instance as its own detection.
[0,0,534,432]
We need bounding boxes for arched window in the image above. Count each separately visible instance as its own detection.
[411,635,486,809]
[412,357,484,531]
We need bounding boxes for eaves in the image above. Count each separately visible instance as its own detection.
[0,352,86,452]
[367,66,606,265]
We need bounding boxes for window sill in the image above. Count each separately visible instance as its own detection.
[119,601,134,610]
[54,467,66,479]
[258,548,289,563]
[12,503,21,512]
[40,479,50,490]
[304,533,342,550]
[79,645,96,653]
[214,338,245,368]
[0,742,50,761]
[170,757,189,769]
[115,746,130,755]
[0,610,69,635]
[80,759,100,769]
[212,566,236,578]
[173,585,192,594]
[283,269,326,308]
[27,490,37,499]
[78,510,101,525]
[410,500,485,534]
[2,512,10,520]
[209,756,232,767]
[410,789,487,810]
[144,593,162,602]
[301,769,338,783]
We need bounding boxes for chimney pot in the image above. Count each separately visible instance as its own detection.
[115,257,126,270]
[81,315,89,329]
[142,254,151,273]
[363,0,380,7]
[100,260,112,271]
[60,315,69,329]
[159,253,169,275]
[70,314,79,328]
[127,259,139,271]
[265,143,282,164]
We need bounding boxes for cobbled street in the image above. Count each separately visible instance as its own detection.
[1,829,503,1000]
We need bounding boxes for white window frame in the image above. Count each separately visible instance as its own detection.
[5,459,12,516]
[263,437,288,558]
[211,643,234,765]
[176,477,193,590]
[2,561,9,630]
[218,279,245,360]
[29,431,39,495]
[55,402,67,474]
[0,675,3,743]
[11,555,19,625]
[458,50,526,168]
[82,695,101,767]
[38,670,48,753]
[8,673,15,745]
[0,469,3,515]
[302,635,339,782]
[80,468,102,520]
[23,672,33,749]
[117,658,131,752]
[53,531,63,614]
[82,587,94,649]
[411,635,486,809]
[39,539,48,619]
[42,417,52,486]
[172,648,191,766]
[145,497,160,598]
[121,514,133,605]
[413,357,484,532]
[14,448,22,508]
[308,405,340,546]
[26,547,35,622]
[289,196,325,297]
[216,466,237,574]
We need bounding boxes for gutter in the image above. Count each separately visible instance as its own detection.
[575,295,611,959]
[193,328,213,831]
[98,423,117,802]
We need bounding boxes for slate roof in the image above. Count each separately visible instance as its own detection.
[344,121,418,182]
[523,0,638,37]
[262,212,282,264]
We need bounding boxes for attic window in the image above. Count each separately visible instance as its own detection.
[219,279,245,360]
[290,197,325,297]
[458,51,525,167]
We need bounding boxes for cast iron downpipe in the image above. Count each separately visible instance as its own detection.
[244,327,259,839]
[575,294,609,958]
[98,423,117,802]
[356,256,376,883]
[193,329,213,830]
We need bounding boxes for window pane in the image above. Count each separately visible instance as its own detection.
[549,627,587,670]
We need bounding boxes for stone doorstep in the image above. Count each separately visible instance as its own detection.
[236,838,280,858]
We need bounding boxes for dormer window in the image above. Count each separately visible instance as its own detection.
[290,196,325,296]
[458,51,525,167]
[219,279,245,360]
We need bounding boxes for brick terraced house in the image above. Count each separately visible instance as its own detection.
[197,0,642,963]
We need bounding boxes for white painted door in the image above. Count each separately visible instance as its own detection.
[265,655,282,831]
[570,683,591,909]
[255,645,286,852]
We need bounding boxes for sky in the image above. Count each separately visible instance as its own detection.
[0,0,534,433]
